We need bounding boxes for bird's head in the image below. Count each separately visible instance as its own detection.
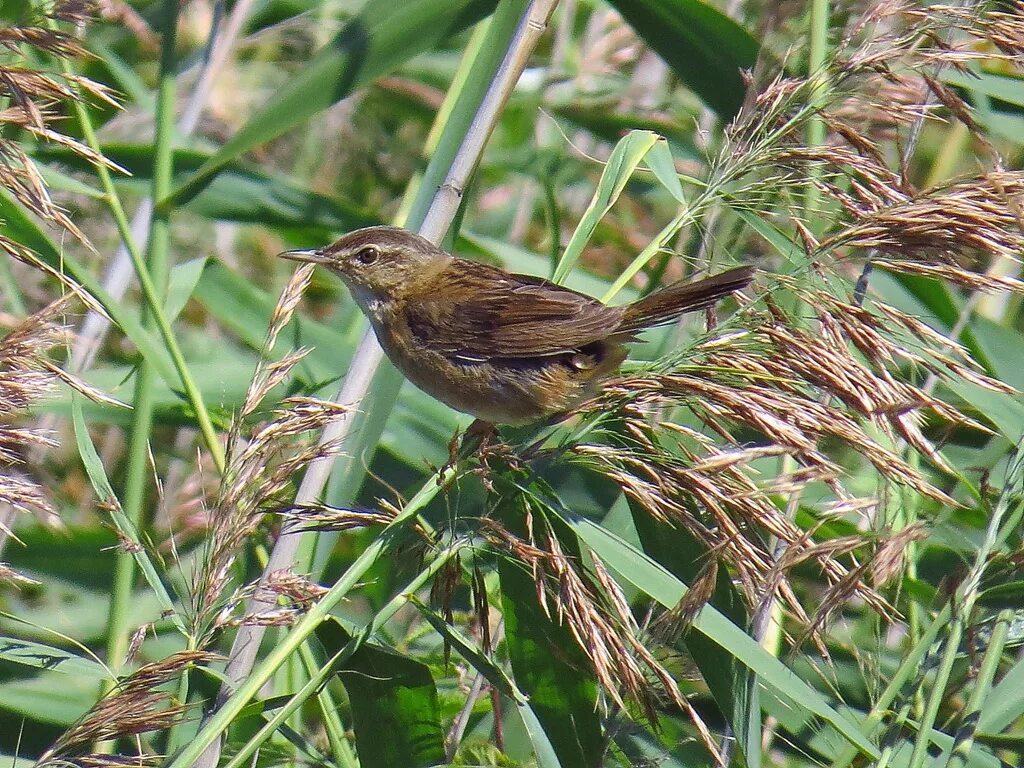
[279,226,451,312]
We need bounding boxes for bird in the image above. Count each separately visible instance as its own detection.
[280,225,753,427]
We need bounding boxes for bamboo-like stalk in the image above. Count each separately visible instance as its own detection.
[188,3,558,766]
[291,21,497,586]
[909,621,963,766]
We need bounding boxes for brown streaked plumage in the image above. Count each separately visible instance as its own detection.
[280,225,753,425]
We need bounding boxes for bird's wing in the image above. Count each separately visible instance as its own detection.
[404,261,625,361]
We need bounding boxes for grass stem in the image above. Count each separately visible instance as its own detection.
[101,0,181,711]
[55,26,226,473]
[803,0,829,221]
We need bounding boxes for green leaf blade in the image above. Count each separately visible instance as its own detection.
[164,0,500,208]
[607,0,759,118]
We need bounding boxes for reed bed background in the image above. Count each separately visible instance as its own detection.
[1,1,1023,766]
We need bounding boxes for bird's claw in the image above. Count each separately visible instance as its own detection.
[440,419,498,482]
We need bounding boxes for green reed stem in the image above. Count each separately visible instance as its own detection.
[944,609,1012,768]
[297,642,357,767]
[908,462,1018,768]
[222,545,459,768]
[803,0,829,219]
[164,472,455,768]
[909,620,962,767]
[96,10,186,734]
[829,603,951,768]
[55,24,225,474]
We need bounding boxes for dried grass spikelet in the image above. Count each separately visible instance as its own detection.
[1,236,105,314]
[0,298,74,549]
[36,650,214,768]
[42,757,161,768]
[189,264,346,641]
[763,286,1005,471]
[820,171,1024,286]
[567,284,992,632]
[836,1,1024,86]
[743,106,1024,297]
[650,558,718,643]
[869,523,927,587]
[0,1,122,247]
[481,510,725,761]
[789,523,927,645]
[810,288,1014,397]
[573,422,870,632]
[902,2,1024,60]
[716,0,1023,239]
[759,122,1024,298]
[827,75,932,143]
[221,569,330,628]
[95,0,159,51]
[0,562,40,587]
[0,287,126,578]
[275,501,397,533]
[756,3,1024,291]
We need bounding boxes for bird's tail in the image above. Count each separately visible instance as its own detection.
[618,266,754,333]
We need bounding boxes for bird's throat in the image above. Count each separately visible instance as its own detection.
[347,284,390,325]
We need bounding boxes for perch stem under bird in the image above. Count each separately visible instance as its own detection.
[280,225,753,426]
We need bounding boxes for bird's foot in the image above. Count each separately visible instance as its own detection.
[441,419,498,482]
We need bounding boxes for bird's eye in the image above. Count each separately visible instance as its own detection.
[355,246,379,265]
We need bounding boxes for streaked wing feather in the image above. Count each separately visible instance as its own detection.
[405,261,623,360]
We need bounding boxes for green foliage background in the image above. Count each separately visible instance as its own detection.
[1,1,1023,767]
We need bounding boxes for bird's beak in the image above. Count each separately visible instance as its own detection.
[278,248,329,264]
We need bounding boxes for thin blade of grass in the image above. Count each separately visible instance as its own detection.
[572,518,879,760]
[70,394,186,638]
[551,129,661,283]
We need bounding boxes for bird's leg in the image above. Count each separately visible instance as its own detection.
[464,418,498,450]
[444,419,498,476]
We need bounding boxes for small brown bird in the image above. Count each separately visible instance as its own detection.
[281,226,753,426]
